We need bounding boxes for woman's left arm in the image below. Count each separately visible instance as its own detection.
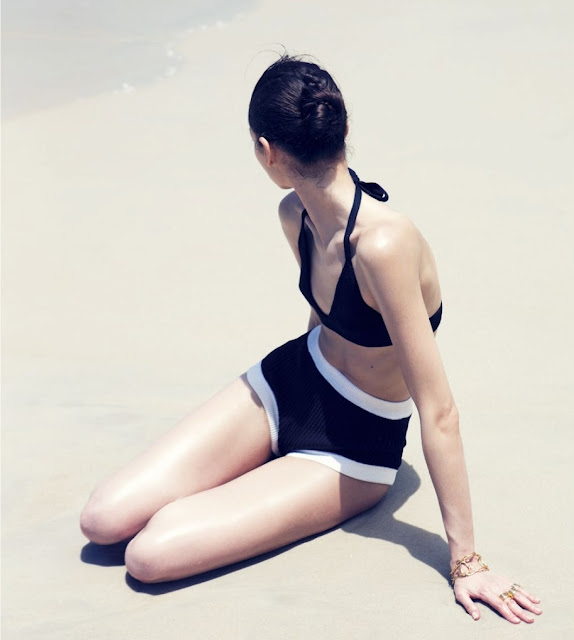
[356,222,542,623]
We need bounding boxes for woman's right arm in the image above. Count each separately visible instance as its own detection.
[357,220,542,624]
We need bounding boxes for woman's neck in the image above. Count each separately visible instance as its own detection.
[291,161,357,248]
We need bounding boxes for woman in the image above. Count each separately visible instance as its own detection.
[80,56,541,624]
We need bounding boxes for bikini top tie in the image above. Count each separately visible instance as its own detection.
[348,168,389,203]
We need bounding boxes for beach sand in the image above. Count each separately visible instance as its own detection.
[2,1,573,637]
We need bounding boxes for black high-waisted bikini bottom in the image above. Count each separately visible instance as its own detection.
[246,327,413,484]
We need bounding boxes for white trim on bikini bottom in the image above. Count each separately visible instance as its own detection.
[287,450,398,485]
[246,361,280,456]
[307,326,413,419]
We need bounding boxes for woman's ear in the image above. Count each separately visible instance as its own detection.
[344,121,349,138]
[258,137,275,167]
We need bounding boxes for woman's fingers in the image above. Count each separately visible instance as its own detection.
[491,593,523,624]
[514,584,542,604]
[456,590,481,621]
[456,583,543,624]
[507,598,535,623]
[454,574,542,623]
[484,588,543,624]
[513,591,543,616]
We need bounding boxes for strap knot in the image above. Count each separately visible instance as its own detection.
[349,168,389,202]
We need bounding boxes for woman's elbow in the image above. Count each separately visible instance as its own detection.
[421,401,460,435]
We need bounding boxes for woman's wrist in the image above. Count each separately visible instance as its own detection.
[449,552,490,584]
[448,538,476,568]
[450,550,476,570]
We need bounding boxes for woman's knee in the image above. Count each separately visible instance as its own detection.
[80,490,140,545]
[124,501,204,583]
[124,514,180,583]
[124,533,168,583]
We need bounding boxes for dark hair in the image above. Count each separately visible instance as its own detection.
[248,56,347,165]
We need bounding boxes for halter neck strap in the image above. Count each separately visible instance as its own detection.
[343,169,389,261]
[343,181,362,262]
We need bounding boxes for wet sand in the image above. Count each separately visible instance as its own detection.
[2,0,573,637]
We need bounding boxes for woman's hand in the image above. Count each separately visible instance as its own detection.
[454,572,542,623]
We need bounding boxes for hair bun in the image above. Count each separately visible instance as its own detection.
[300,89,342,141]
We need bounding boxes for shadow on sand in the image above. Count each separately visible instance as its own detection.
[340,461,450,581]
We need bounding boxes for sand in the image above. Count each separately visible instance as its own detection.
[2,0,573,637]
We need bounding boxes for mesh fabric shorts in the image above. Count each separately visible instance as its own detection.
[246,326,413,485]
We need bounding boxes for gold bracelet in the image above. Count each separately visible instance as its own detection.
[449,552,489,584]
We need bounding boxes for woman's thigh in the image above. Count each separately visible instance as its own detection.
[125,456,390,583]
[81,375,272,544]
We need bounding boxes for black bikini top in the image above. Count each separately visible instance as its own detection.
[298,168,442,347]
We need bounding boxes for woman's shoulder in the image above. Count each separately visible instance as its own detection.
[278,190,305,237]
[355,209,441,325]
[356,206,422,267]
[278,190,305,263]
[278,190,304,221]
[355,207,441,314]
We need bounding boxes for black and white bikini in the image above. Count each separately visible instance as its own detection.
[247,170,442,484]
